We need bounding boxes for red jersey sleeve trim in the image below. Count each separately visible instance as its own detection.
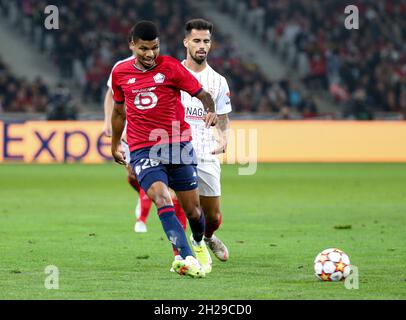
[192,87,203,97]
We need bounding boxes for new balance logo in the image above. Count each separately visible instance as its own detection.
[127,78,136,84]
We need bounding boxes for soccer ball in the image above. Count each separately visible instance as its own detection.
[314,248,351,281]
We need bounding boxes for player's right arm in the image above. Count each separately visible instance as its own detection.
[110,69,127,166]
[103,89,113,137]
[111,101,127,165]
[170,58,218,128]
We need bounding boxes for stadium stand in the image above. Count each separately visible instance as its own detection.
[0,55,50,113]
[1,0,405,119]
[218,0,406,119]
[0,0,321,118]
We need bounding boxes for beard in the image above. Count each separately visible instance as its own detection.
[190,50,206,65]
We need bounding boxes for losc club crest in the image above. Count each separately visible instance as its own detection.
[153,73,165,84]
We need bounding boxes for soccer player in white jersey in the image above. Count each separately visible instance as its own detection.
[181,19,231,266]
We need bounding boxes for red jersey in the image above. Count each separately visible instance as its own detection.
[111,55,203,151]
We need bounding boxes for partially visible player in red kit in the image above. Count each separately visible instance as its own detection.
[111,21,217,278]
[103,28,187,234]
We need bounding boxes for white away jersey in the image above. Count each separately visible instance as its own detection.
[181,61,232,161]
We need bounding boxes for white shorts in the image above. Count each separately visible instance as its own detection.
[196,159,221,197]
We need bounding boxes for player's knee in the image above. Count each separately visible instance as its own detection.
[147,185,172,208]
[154,197,171,208]
[206,210,221,224]
[152,193,172,208]
[128,172,137,182]
[126,165,135,178]
[183,203,201,219]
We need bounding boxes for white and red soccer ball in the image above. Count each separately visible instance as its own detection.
[314,248,352,281]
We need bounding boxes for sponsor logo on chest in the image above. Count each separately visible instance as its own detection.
[185,105,205,121]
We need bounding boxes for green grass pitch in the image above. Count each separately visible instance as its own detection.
[0,163,405,299]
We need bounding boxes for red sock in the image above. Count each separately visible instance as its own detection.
[172,246,180,257]
[172,198,187,231]
[127,176,141,193]
[205,213,222,238]
[138,188,152,223]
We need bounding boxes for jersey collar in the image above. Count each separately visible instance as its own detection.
[182,60,209,74]
[133,61,158,73]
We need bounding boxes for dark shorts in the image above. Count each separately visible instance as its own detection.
[130,142,198,193]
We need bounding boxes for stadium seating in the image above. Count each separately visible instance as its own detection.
[0,55,50,113]
[1,0,405,119]
[0,0,321,117]
[218,0,406,119]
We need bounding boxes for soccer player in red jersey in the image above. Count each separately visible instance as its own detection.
[111,21,217,278]
[103,29,187,235]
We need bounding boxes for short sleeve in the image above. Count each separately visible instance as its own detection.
[172,60,203,97]
[216,76,232,115]
[107,71,112,89]
[111,68,124,104]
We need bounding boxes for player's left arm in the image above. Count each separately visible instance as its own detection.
[212,114,230,154]
[212,76,232,154]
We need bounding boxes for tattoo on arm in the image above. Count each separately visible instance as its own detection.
[197,91,215,113]
[216,114,230,151]
[217,114,229,132]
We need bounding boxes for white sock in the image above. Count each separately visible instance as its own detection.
[135,200,141,218]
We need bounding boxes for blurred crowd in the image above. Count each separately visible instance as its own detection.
[0,55,77,118]
[2,0,406,119]
[0,0,320,117]
[0,55,49,113]
[219,0,406,119]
